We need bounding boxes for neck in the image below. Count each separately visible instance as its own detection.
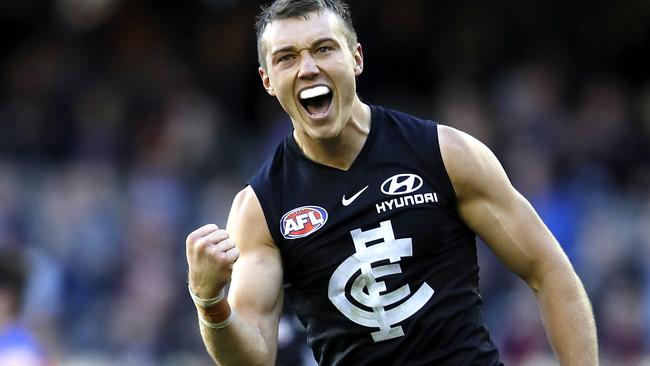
[294,98,371,171]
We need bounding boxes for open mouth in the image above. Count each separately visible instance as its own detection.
[299,86,333,117]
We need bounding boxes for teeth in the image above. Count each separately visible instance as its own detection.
[300,86,330,100]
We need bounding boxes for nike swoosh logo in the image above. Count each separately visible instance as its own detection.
[342,185,369,206]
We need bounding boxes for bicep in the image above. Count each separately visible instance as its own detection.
[226,186,284,346]
[439,125,572,289]
[458,181,561,285]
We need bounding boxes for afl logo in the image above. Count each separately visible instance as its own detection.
[381,174,423,195]
[280,206,328,239]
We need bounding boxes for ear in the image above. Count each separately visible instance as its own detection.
[259,66,276,96]
[352,43,364,76]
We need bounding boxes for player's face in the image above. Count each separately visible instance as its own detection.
[259,11,363,141]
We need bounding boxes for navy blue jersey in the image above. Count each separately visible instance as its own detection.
[249,105,502,365]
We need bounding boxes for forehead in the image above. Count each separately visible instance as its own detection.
[261,11,347,53]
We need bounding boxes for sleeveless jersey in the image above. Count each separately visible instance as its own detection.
[249,105,502,365]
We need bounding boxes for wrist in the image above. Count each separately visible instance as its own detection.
[196,300,232,329]
[188,283,225,307]
[188,284,232,329]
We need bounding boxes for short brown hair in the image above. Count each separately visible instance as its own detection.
[255,0,358,69]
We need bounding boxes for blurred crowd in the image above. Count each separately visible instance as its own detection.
[0,0,648,365]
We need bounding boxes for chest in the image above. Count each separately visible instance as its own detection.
[277,162,465,287]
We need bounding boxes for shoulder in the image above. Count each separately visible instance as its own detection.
[372,105,439,153]
[438,124,512,201]
[230,186,262,215]
[227,186,276,250]
[251,137,290,183]
[247,138,292,245]
[373,104,435,127]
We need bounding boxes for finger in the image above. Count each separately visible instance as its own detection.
[210,238,236,253]
[200,229,230,246]
[224,247,240,264]
[186,224,219,244]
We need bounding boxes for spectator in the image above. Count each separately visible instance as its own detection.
[0,246,51,366]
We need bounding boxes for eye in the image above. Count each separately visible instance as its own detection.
[276,54,295,64]
[316,46,333,54]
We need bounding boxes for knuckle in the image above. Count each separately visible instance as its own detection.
[205,230,226,243]
[192,237,208,251]
[188,238,211,259]
[186,224,218,245]
[185,233,197,246]
[230,247,240,258]
[199,223,218,233]
[221,238,235,248]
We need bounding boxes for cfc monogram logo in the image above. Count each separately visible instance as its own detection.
[327,220,435,342]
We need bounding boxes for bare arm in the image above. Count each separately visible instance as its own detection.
[438,125,598,365]
[186,186,283,366]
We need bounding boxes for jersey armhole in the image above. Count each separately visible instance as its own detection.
[247,181,283,247]
[430,123,460,212]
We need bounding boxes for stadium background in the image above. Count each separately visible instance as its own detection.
[0,0,648,365]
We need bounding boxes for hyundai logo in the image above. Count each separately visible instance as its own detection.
[381,174,423,195]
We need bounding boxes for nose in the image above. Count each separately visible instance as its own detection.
[297,51,319,79]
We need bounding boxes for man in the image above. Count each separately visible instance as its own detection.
[185,0,598,364]
[0,247,51,366]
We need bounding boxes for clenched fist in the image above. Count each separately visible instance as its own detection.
[186,224,240,299]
